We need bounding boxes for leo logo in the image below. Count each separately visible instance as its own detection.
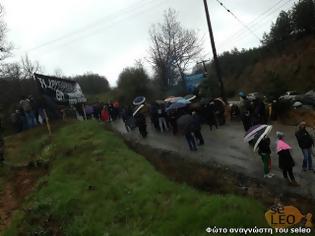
[265,204,313,229]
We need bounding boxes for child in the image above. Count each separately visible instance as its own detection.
[257,135,273,178]
[276,131,299,186]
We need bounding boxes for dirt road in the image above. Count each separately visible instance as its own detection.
[112,119,315,201]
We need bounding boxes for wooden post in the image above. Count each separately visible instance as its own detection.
[82,104,87,120]
[43,109,52,136]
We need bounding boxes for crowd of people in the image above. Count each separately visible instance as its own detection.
[1,92,314,187]
[112,92,315,187]
[81,101,120,122]
[240,91,315,186]
[10,95,47,133]
[115,96,226,152]
[238,91,268,132]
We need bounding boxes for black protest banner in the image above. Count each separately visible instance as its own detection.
[34,73,87,105]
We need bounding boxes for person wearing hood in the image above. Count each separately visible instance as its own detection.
[295,121,314,172]
[276,132,299,186]
[239,92,252,131]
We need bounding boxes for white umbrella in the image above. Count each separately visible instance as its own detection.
[133,104,144,117]
[244,124,268,142]
[253,125,273,152]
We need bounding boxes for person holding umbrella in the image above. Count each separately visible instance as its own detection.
[245,124,273,178]
[276,131,299,186]
[133,104,147,138]
[295,121,314,172]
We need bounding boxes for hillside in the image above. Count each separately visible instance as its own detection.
[1,121,269,235]
[222,36,315,98]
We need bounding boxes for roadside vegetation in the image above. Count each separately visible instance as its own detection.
[2,121,268,235]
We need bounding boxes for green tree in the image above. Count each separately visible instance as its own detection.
[117,64,151,105]
[269,11,292,43]
[73,73,110,95]
[291,0,315,34]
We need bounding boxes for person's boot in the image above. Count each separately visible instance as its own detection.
[285,178,292,186]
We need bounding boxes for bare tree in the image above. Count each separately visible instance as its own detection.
[0,62,22,79]
[20,54,42,79]
[0,4,12,62]
[149,9,203,89]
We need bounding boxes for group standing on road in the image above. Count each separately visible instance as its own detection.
[239,91,314,186]
[123,95,227,152]
[121,92,314,187]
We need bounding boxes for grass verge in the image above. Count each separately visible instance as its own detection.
[3,121,268,235]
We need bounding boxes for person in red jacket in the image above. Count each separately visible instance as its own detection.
[100,106,110,122]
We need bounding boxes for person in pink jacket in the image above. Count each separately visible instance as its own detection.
[276,131,299,186]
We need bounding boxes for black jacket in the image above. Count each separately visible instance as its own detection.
[295,128,314,149]
[278,149,295,170]
[258,137,271,155]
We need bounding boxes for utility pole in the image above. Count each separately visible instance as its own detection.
[202,0,226,101]
[197,59,210,76]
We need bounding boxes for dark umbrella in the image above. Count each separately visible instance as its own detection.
[177,114,194,134]
[133,96,146,106]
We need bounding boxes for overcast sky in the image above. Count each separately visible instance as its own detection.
[2,0,296,86]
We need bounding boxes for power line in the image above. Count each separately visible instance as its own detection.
[218,0,294,49]
[215,0,261,41]
[217,0,288,47]
[26,0,160,53]
[221,0,294,48]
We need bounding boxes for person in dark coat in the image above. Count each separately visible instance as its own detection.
[214,99,225,126]
[134,107,147,138]
[276,132,299,186]
[121,106,133,132]
[177,113,197,151]
[295,121,314,172]
[252,98,267,125]
[239,92,252,131]
[257,136,273,178]
[149,103,159,131]
[192,111,204,145]
[202,102,218,130]
[168,110,178,135]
